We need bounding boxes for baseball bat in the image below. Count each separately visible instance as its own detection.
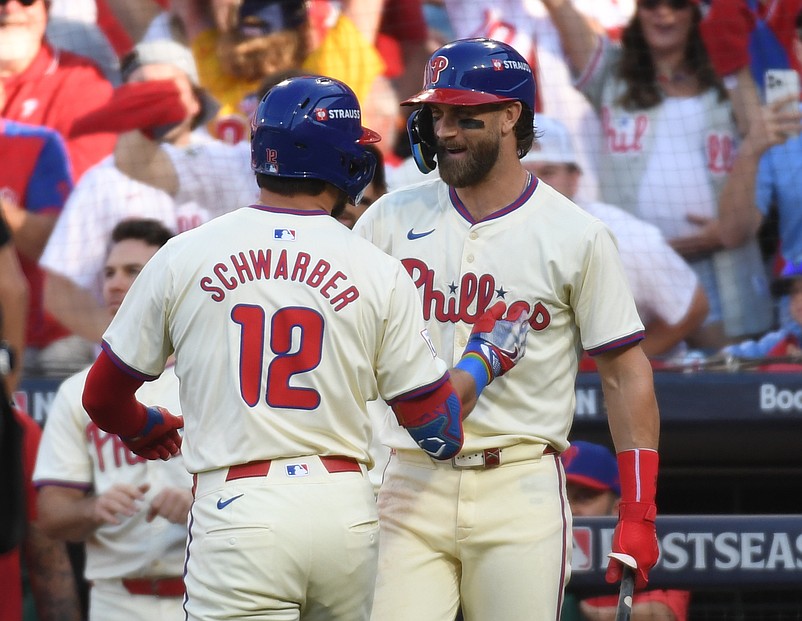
[614,566,635,621]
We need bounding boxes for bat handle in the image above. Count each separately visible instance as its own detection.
[615,566,635,621]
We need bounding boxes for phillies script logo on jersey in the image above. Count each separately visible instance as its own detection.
[401,257,551,329]
[602,108,649,154]
[86,422,145,471]
[706,131,736,174]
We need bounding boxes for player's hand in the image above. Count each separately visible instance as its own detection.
[461,301,530,382]
[605,500,659,590]
[92,483,150,526]
[146,487,193,524]
[122,406,184,461]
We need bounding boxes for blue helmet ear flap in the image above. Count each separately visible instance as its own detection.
[407,108,437,174]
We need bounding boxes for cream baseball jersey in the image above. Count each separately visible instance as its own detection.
[354,176,644,452]
[32,366,189,581]
[101,205,447,473]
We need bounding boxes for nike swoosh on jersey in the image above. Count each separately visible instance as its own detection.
[407,228,435,240]
[216,494,244,510]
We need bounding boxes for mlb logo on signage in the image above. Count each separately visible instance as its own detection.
[572,527,593,571]
[286,463,309,477]
[274,229,296,241]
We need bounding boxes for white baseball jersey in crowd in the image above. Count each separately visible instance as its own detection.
[39,145,254,297]
[32,366,189,621]
[442,0,634,204]
[354,175,644,621]
[583,201,699,328]
[100,204,450,620]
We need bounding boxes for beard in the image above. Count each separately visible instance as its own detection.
[329,189,350,220]
[436,133,501,188]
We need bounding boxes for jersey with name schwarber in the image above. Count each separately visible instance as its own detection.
[102,205,447,474]
[354,176,643,453]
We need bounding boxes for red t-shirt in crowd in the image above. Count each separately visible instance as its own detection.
[1,42,116,180]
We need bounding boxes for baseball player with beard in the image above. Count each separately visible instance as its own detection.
[78,75,531,621]
[33,219,190,621]
[353,38,661,621]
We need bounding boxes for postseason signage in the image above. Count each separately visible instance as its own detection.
[570,515,802,591]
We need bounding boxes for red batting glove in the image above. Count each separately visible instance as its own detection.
[606,448,660,590]
[121,406,184,461]
[462,301,530,379]
[69,80,187,139]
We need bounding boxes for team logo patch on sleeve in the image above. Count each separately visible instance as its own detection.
[285,463,309,477]
[274,228,296,241]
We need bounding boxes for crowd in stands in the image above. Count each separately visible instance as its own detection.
[2,0,802,620]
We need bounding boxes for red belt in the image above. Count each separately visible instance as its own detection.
[121,577,185,597]
[225,455,360,481]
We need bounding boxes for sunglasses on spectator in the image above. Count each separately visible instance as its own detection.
[638,0,695,9]
[0,0,40,6]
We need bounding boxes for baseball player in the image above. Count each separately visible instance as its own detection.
[79,75,531,621]
[353,38,661,621]
[33,219,191,621]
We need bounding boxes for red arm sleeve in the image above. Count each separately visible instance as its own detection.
[82,349,148,437]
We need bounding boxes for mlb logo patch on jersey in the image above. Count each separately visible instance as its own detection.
[274,228,296,241]
[571,527,593,571]
[285,463,309,477]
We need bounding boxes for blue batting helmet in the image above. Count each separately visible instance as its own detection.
[403,38,536,112]
[250,75,380,203]
[403,38,536,174]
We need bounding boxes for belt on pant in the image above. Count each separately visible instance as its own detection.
[395,443,557,469]
[225,455,361,481]
[121,576,185,597]
[450,444,557,468]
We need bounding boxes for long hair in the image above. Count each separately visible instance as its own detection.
[616,7,727,110]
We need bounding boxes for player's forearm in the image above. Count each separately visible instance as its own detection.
[23,523,82,621]
[596,346,660,451]
[83,349,148,437]
[448,368,478,418]
[38,488,105,542]
[44,272,109,344]
[717,141,765,249]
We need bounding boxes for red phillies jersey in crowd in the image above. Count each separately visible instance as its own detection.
[0,409,42,621]
[1,42,116,180]
[0,120,74,348]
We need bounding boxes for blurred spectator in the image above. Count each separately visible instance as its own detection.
[0,0,116,180]
[34,218,191,621]
[0,209,28,394]
[0,120,98,377]
[41,39,227,346]
[521,115,708,359]
[441,0,638,203]
[0,338,81,621]
[717,16,802,325]
[717,261,802,369]
[700,0,802,135]
[540,0,782,350]
[560,441,690,621]
[166,0,385,144]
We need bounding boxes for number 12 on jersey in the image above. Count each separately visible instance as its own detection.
[232,305,324,410]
